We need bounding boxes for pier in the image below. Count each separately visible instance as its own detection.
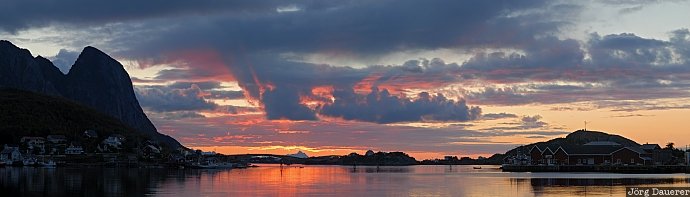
[502,164,690,173]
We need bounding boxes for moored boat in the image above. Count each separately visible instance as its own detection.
[40,160,56,168]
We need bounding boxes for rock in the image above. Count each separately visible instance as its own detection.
[287,151,309,158]
[0,40,181,148]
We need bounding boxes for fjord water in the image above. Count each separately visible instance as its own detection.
[2,165,689,197]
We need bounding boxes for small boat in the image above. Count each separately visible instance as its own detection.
[472,166,482,169]
[192,160,219,169]
[40,160,56,168]
[216,162,235,169]
[22,158,37,166]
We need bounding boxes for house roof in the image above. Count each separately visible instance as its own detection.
[20,136,45,141]
[1,147,19,154]
[613,146,646,155]
[529,145,542,153]
[559,145,623,155]
[47,135,66,139]
[84,130,98,136]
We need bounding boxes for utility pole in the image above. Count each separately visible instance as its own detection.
[584,121,589,131]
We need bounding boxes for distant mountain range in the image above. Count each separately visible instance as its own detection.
[0,40,180,148]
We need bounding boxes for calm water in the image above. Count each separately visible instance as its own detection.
[2,165,690,197]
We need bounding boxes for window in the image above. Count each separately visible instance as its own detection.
[631,158,635,163]
[577,159,581,163]
[617,159,621,164]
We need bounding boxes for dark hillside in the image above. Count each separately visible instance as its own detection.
[505,130,640,155]
[0,88,148,146]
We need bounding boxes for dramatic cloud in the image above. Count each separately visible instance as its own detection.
[482,115,553,131]
[4,0,690,157]
[0,0,297,33]
[319,88,481,123]
[482,113,519,120]
[262,87,318,120]
[135,83,217,112]
[222,57,482,123]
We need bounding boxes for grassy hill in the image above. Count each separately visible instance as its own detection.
[504,130,640,156]
[0,88,150,147]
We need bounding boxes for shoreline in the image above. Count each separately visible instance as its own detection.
[502,164,690,173]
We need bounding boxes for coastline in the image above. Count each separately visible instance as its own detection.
[502,164,690,173]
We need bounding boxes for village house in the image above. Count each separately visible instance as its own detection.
[1,145,23,162]
[141,145,162,159]
[504,153,530,165]
[20,136,46,154]
[523,142,658,166]
[97,134,126,152]
[83,130,99,139]
[65,145,84,155]
[103,134,125,148]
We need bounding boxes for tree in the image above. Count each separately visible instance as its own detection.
[665,142,675,150]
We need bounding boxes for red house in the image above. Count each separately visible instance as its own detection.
[527,142,651,166]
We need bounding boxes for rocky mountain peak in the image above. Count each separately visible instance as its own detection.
[0,41,181,148]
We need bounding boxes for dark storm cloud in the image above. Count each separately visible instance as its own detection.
[208,90,245,100]
[262,87,318,120]
[457,30,690,107]
[457,31,690,87]
[481,115,550,131]
[167,81,221,90]
[169,81,245,99]
[0,0,309,33]
[319,88,481,123]
[99,0,567,60]
[458,37,586,83]
[135,83,217,112]
[10,0,690,117]
[161,111,206,120]
[228,56,483,123]
[3,0,578,122]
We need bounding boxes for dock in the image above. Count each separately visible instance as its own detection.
[502,165,690,173]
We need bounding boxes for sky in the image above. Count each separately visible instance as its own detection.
[2,0,690,160]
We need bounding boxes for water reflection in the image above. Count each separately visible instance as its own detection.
[2,165,690,196]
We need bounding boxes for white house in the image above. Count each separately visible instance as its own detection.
[83,130,98,139]
[20,137,45,149]
[102,135,125,148]
[47,135,67,144]
[20,137,46,154]
[1,145,22,162]
[65,145,84,155]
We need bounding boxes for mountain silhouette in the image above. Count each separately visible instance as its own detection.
[0,40,180,148]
